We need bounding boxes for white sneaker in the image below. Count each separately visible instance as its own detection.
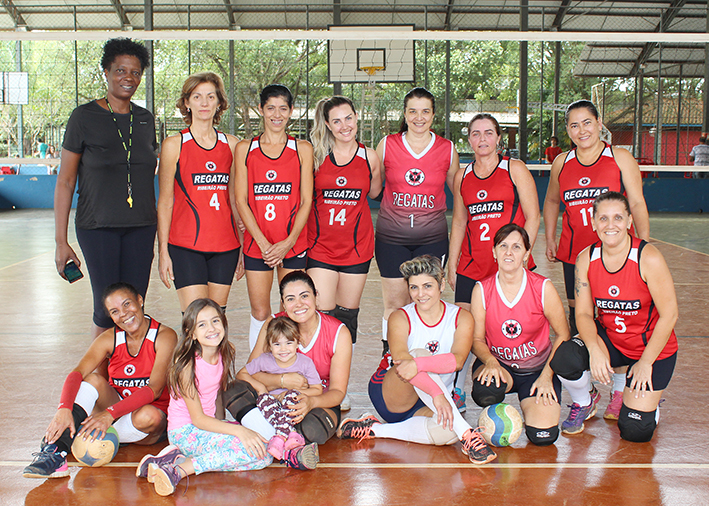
[341,393,351,411]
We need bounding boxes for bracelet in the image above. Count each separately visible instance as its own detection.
[280,374,285,388]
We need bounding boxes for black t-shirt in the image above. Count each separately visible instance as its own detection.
[62,100,158,229]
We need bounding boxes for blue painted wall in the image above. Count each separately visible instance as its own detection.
[1,174,707,213]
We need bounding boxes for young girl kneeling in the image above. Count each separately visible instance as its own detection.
[138,299,272,496]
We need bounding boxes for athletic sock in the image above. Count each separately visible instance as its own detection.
[112,412,149,443]
[412,372,470,439]
[612,373,625,393]
[53,404,88,454]
[241,407,276,439]
[559,370,592,406]
[248,315,266,352]
[372,416,431,444]
[74,381,99,416]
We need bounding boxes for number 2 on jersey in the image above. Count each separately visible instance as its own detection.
[328,208,346,226]
[209,193,220,211]
[479,223,491,241]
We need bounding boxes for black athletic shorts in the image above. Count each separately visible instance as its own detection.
[472,358,562,403]
[454,273,479,304]
[168,244,239,289]
[562,261,575,301]
[306,257,371,275]
[244,251,307,271]
[374,238,449,279]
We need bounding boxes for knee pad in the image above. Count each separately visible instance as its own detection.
[296,408,336,444]
[472,378,507,407]
[335,305,359,344]
[223,380,258,421]
[425,417,458,446]
[525,425,560,446]
[549,338,590,381]
[618,404,656,443]
[319,309,333,316]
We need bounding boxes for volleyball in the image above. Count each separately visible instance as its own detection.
[71,427,120,467]
[477,403,524,447]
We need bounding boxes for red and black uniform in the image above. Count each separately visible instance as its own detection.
[308,144,374,265]
[108,316,170,414]
[457,155,535,281]
[169,128,239,252]
[557,143,628,263]
[479,270,552,372]
[588,237,678,360]
[244,136,307,259]
[376,132,453,245]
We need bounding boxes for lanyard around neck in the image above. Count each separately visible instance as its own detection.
[106,98,134,209]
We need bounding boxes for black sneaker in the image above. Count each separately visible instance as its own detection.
[337,413,379,440]
[23,443,70,478]
[461,428,497,465]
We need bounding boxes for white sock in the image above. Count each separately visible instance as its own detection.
[454,353,474,392]
[241,407,276,439]
[112,412,149,443]
[382,318,388,342]
[74,382,99,415]
[372,416,431,444]
[413,373,471,439]
[612,373,625,393]
[558,370,592,406]
[249,315,266,352]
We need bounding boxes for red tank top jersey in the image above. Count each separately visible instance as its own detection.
[108,316,170,414]
[376,132,452,245]
[479,270,552,372]
[308,144,374,265]
[274,311,343,391]
[457,156,535,281]
[557,143,628,263]
[588,237,678,360]
[244,135,308,258]
[168,129,239,252]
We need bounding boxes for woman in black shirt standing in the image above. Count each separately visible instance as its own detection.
[54,38,157,338]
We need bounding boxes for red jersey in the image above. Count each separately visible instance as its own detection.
[168,128,239,252]
[308,144,374,265]
[108,316,170,414]
[244,136,307,259]
[557,143,627,263]
[457,156,535,281]
[479,270,553,372]
[376,132,452,245]
[588,237,678,360]
[274,311,343,391]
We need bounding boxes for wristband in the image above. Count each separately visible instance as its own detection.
[408,371,443,398]
[280,374,285,388]
[106,386,154,419]
[58,370,83,410]
[414,353,457,374]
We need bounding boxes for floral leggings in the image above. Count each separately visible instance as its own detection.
[168,424,272,474]
[257,390,300,438]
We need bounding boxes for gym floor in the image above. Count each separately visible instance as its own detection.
[2,209,708,506]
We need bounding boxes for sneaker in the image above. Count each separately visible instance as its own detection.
[337,413,379,441]
[267,435,286,460]
[284,432,306,452]
[341,393,352,412]
[562,386,601,434]
[283,442,319,470]
[461,428,497,465]
[136,444,183,479]
[452,387,467,413]
[150,462,185,497]
[603,390,623,420]
[22,443,70,479]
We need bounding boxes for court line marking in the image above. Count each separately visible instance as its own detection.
[650,237,709,258]
[0,242,80,272]
[3,461,709,470]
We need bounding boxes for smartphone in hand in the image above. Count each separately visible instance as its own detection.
[63,260,84,283]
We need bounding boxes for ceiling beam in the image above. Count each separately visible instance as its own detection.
[551,0,571,30]
[109,0,131,28]
[629,0,688,76]
[0,0,27,28]
[223,0,236,28]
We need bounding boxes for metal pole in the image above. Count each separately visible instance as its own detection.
[74,7,78,109]
[635,71,644,159]
[424,7,428,89]
[519,0,528,161]
[539,41,544,163]
[704,2,709,136]
[15,40,23,157]
[333,0,342,96]
[553,41,560,138]
[144,0,154,114]
[188,6,191,74]
[654,44,662,164]
[229,40,235,135]
[676,65,682,165]
[445,40,450,139]
[306,7,310,138]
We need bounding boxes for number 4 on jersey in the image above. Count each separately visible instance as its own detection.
[210,192,220,211]
[328,208,346,226]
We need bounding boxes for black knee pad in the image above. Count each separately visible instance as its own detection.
[618,404,657,443]
[549,338,589,381]
[472,378,507,407]
[335,305,359,344]
[223,380,258,421]
[295,408,337,444]
[525,425,560,446]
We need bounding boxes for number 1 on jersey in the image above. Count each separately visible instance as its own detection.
[210,193,220,211]
[328,208,346,226]
[580,206,593,227]
[408,214,414,228]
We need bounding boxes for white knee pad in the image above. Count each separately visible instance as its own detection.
[425,417,458,446]
[409,348,432,359]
